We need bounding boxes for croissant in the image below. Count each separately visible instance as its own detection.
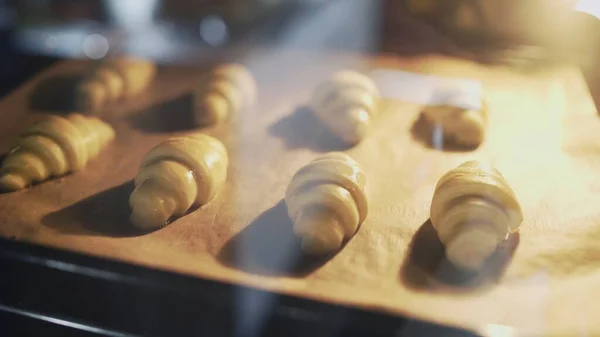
[75,57,156,111]
[285,152,368,255]
[311,70,379,145]
[430,160,523,270]
[194,64,257,126]
[129,133,228,230]
[0,114,115,191]
[420,91,486,148]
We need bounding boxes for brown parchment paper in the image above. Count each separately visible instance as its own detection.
[1,51,599,336]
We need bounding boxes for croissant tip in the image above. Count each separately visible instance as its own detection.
[194,94,228,126]
[340,120,369,145]
[445,230,498,271]
[0,173,28,192]
[129,209,165,231]
[300,236,341,256]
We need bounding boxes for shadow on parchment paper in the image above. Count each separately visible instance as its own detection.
[218,200,328,277]
[0,153,9,194]
[128,94,198,133]
[41,181,144,237]
[400,219,519,292]
[268,106,351,153]
[410,113,479,153]
[28,74,83,112]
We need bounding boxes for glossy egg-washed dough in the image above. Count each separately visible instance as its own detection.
[430,160,523,270]
[194,63,257,126]
[285,152,368,255]
[129,133,228,230]
[0,114,115,191]
[311,70,379,145]
[75,57,156,112]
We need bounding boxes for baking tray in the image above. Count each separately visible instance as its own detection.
[0,237,476,336]
[1,49,598,336]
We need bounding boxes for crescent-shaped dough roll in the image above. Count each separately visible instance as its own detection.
[129,133,228,230]
[311,70,379,145]
[0,114,115,191]
[194,63,257,126]
[420,89,486,148]
[430,160,523,270]
[75,57,156,111]
[285,152,368,255]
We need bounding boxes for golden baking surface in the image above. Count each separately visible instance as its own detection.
[1,51,599,336]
